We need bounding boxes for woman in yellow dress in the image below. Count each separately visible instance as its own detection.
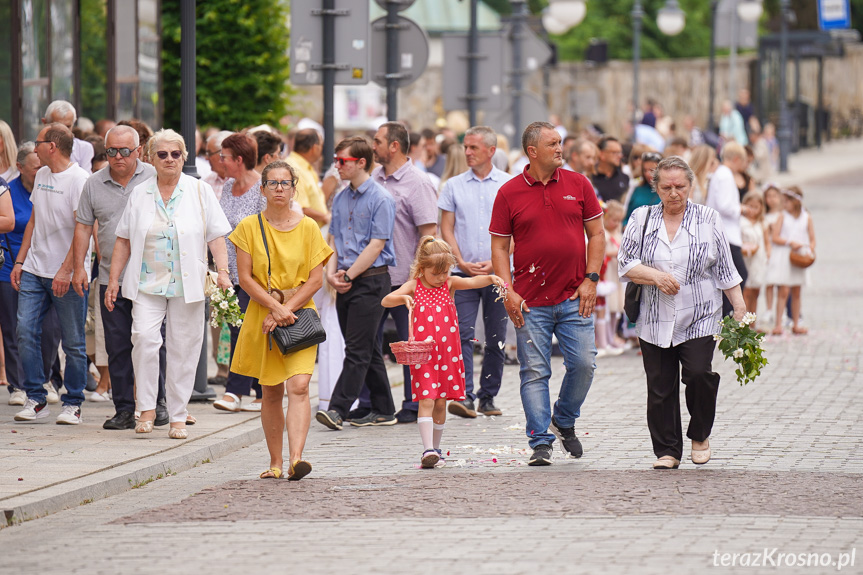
[229,160,332,480]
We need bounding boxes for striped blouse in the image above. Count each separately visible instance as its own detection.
[618,201,742,348]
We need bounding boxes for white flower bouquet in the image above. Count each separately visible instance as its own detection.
[714,312,767,385]
[206,284,244,328]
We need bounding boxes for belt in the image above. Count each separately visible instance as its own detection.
[358,266,389,279]
[269,286,300,304]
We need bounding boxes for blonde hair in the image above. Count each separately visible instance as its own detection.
[689,144,716,201]
[603,199,625,220]
[741,190,765,222]
[148,128,189,162]
[0,120,18,171]
[410,236,457,279]
[440,144,468,186]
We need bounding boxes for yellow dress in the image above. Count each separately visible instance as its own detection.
[228,214,333,385]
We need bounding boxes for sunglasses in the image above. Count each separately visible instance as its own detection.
[155,150,183,160]
[106,147,134,158]
[333,156,360,166]
[642,152,663,163]
[263,179,296,190]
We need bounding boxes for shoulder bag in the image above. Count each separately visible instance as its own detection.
[257,213,326,354]
[623,207,651,322]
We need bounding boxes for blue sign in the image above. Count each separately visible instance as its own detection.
[818,0,852,30]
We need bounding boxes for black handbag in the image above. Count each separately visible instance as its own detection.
[624,208,651,322]
[258,213,326,354]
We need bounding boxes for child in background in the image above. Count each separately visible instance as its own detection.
[762,183,783,326]
[383,237,504,469]
[740,191,770,331]
[770,187,815,335]
[596,200,626,356]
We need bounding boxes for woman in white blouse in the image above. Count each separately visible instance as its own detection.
[619,156,746,471]
[106,129,232,439]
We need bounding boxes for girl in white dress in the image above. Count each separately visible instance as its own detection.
[762,184,783,325]
[740,191,769,331]
[770,187,815,335]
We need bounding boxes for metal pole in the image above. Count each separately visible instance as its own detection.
[467,0,479,126]
[386,0,400,120]
[322,0,336,174]
[708,0,718,133]
[816,55,824,148]
[632,0,643,130]
[777,0,791,172]
[180,0,199,179]
[510,0,527,150]
[729,0,738,101]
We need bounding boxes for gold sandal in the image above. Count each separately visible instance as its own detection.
[168,427,188,439]
[260,467,282,479]
[287,460,312,481]
[135,420,154,434]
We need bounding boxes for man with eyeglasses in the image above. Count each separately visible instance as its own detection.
[203,131,233,201]
[591,135,630,203]
[10,123,90,425]
[70,125,170,430]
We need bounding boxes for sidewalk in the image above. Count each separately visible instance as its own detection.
[771,137,863,187]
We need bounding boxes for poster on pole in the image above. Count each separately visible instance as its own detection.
[818,0,852,30]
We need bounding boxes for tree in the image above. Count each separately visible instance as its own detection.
[161,0,293,131]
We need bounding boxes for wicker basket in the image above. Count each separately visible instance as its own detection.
[390,308,435,366]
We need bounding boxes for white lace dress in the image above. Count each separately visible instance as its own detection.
[740,217,768,288]
[766,209,810,287]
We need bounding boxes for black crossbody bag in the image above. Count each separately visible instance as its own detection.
[257,213,326,354]
[623,207,651,322]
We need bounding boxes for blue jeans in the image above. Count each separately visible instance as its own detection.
[455,281,507,402]
[16,271,88,406]
[515,297,596,449]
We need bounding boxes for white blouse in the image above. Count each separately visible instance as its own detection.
[618,202,742,348]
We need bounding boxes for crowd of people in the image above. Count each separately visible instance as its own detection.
[0,91,815,475]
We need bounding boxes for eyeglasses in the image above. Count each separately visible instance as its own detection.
[34,140,52,147]
[263,179,296,190]
[219,153,236,161]
[106,147,134,158]
[333,156,360,166]
[642,152,663,163]
[155,150,183,160]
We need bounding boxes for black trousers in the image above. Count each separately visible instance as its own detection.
[100,284,166,414]
[722,244,748,317]
[329,273,395,419]
[640,336,720,460]
[0,280,61,392]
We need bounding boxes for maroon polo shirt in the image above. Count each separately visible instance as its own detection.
[489,165,603,307]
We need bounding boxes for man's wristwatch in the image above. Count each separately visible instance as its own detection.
[585,272,600,282]
[343,272,353,283]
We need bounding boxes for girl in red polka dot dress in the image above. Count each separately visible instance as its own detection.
[383,237,505,469]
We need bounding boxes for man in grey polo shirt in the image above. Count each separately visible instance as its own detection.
[71,125,167,430]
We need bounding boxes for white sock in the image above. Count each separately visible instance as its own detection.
[418,417,434,451]
[433,422,446,450]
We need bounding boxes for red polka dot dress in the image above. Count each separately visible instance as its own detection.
[409,279,466,402]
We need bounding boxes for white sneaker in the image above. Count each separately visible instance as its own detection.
[14,398,50,421]
[8,389,27,406]
[88,390,111,402]
[56,405,82,425]
[44,383,60,404]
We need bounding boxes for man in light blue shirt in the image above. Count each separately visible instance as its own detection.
[438,126,513,418]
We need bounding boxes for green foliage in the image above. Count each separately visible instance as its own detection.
[79,0,108,121]
[161,0,293,131]
[716,313,768,386]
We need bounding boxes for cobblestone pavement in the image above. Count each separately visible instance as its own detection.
[0,169,861,574]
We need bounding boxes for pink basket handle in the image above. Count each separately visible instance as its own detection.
[407,305,415,342]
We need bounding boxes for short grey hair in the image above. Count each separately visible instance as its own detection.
[44,100,77,125]
[17,141,36,164]
[104,125,140,148]
[464,126,497,149]
[207,130,234,148]
[521,121,556,154]
[148,128,188,161]
[652,156,695,190]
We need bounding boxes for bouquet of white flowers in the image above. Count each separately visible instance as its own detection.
[714,312,767,385]
[206,284,244,328]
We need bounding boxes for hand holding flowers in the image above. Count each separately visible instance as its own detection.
[206,284,244,328]
[714,312,767,385]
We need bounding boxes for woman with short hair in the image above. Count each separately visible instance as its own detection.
[619,156,746,470]
[106,129,232,439]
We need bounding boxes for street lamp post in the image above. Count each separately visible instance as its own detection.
[467,0,479,127]
[509,0,528,150]
[708,0,719,133]
[777,0,791,172]
[631,0,644,129]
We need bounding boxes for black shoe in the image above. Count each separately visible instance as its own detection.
[529,444,554,466]
[504,353,519,365]
[315,409,343,430]
[478,398,502,416]
[349,412,397,427]
[395,409,418,424]
[207,375,228,386]
[447,399,477,418]
[103,410,136,430]
[550,416,583,458]
[154,401,169,427]
[345,406,371,422]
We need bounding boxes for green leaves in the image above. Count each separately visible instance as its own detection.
[716,315,768,386]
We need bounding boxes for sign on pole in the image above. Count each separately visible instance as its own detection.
[370,15,429,88]
[289,0,370,85]
[442,33,505,112]
[818,0,852,30]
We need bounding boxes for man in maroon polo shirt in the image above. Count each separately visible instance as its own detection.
[489,121,605,466]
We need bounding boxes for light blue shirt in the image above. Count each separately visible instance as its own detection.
[331,177,396,271]
[438,166,513,265]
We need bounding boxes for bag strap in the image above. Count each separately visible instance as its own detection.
[638,206,650,261]
[257,213,272,294]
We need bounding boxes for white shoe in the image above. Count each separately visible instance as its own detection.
[605,346,625,356]
[241,401,262,412]
[44,383,60,404]
[88,390,111,402]
[14,398,50,421]
[56,405,82,425]
[8,389,27,406]
[213,392,242,412]
[596,348,608,358]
